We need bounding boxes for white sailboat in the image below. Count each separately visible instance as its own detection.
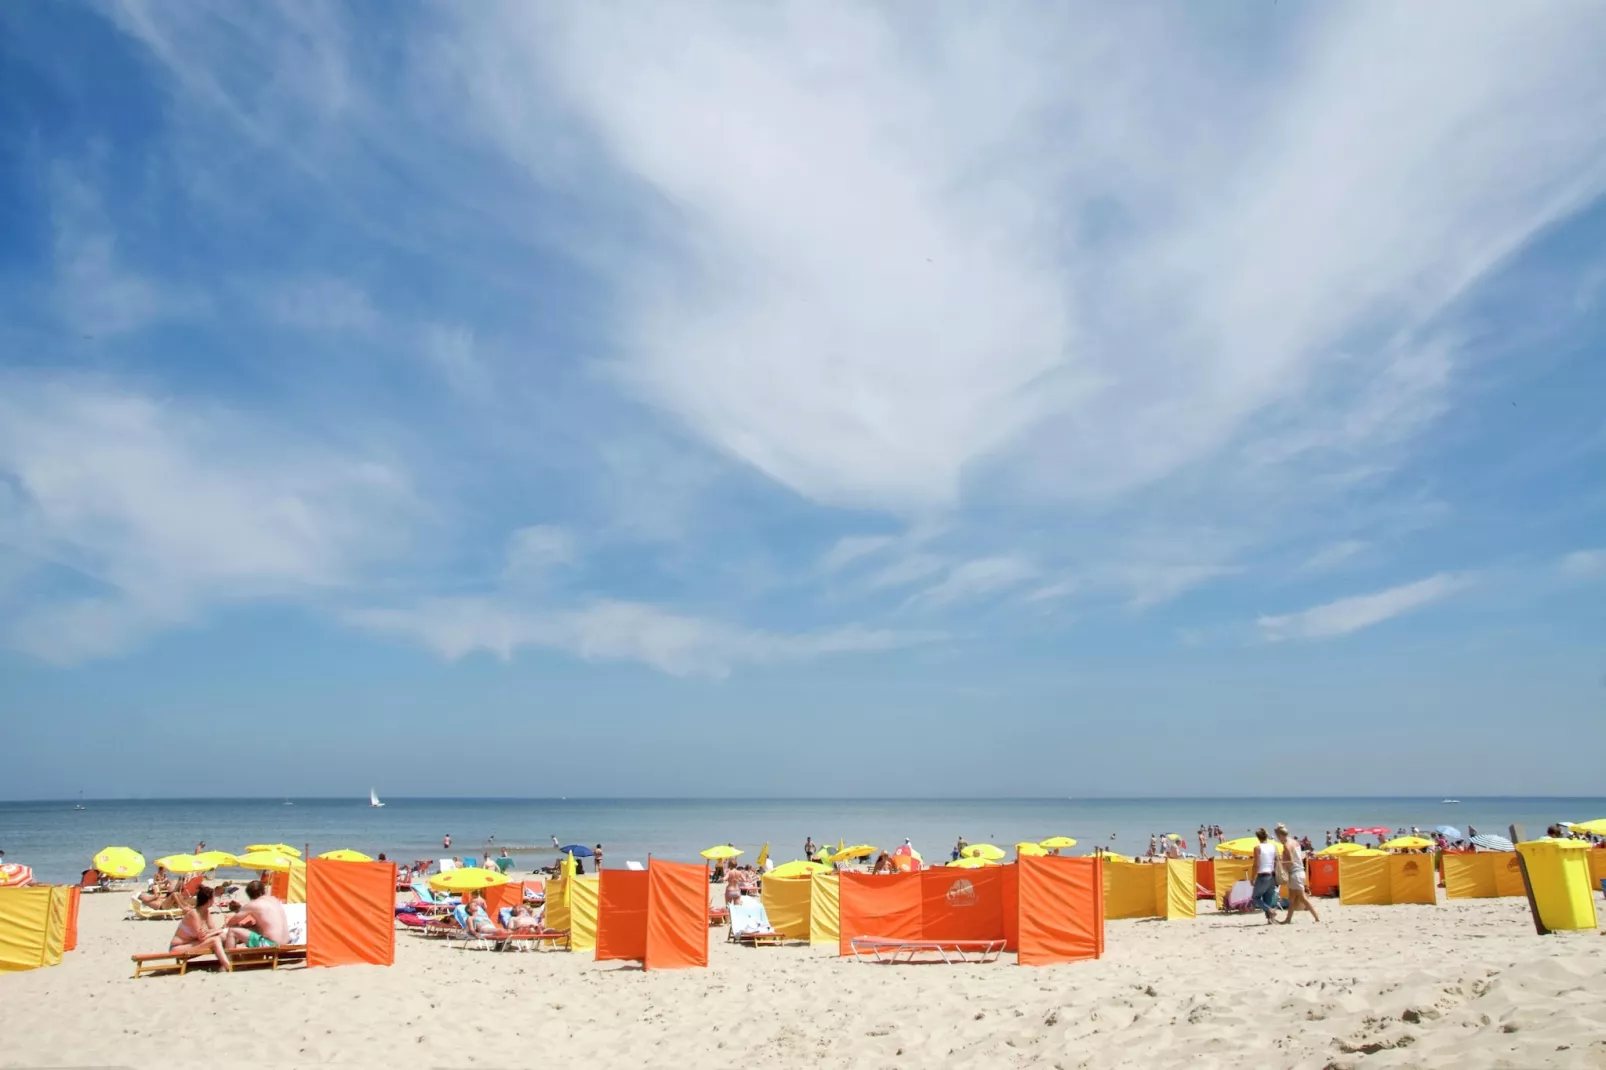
[370,787,385,808]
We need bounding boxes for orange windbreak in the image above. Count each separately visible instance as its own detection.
[1307,858,1339,898]
[306,860,396,967]
[838,871,922,956]
[482,882,521,916]
[595,869,650,962]
[269,870,290,901]
[644,861,707,969]
[920,867,1006,942]
[1017,856,1102,966]
[63,886,80,952]
[1194,859,1216,897]
[1001,864,1019,952]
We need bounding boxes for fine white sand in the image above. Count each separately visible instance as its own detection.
[2,885,1604,1069]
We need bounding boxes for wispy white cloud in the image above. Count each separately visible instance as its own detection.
[349,596,936,678]
[913,555,1036,608]
[867,553,948,591]
[819,535,896,573]
[1559,548,1606,579]
[257,276,378,335]
[50,168,195,337]
[0,373,416,662]
[1258,573,1471,642]
[502,524,576,584]
[1297,540,1371,575]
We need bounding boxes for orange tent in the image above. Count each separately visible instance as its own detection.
[592,861,708,970]
[306,860,396,967]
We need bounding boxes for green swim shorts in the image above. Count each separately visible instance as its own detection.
[246,932,278,948]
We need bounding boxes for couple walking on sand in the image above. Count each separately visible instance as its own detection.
[1250,825,1320,926]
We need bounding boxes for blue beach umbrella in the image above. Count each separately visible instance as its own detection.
[1434,825,1461,838]
[556,844,594,857]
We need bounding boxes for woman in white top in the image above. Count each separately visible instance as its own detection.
[1275,825,1320,924]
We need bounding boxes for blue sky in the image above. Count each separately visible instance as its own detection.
[2,2,1604,799]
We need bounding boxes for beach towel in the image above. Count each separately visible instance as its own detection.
[283,904,307,946]
[728,896,775,936]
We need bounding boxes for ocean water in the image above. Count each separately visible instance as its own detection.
[2,796,1601,884]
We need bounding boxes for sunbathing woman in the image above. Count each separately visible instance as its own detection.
[466,895,500,936]
[507,905,541,932]
[140,867,177,909]
[169,886,232,971]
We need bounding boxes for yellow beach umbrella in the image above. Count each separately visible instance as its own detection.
[700,845,743,861]
[1379,836,1434,851]
[812,846,833,861]
[245,843,302,858]
[961,843,1006,861]
[316,849,373,863]
[155,854,218,874]
[1015,842,1048,857]
[429,866,509,892]
[1565,819,1606,837]
[234,850,299,872]
[1216,837,1260,857]
[1098,852,1133,863]
[946,856,998,868]
[1039,836,1077,849]
[768,860,828,879]
[93,847,146,879]
[195,851,240,869]
[1315,842,1367,857]
[829,844,877,862]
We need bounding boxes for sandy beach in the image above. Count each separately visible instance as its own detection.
[2,885,1602,1069]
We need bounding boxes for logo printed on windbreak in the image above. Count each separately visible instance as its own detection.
[946,879,976,907]
[1401,860,1420,877]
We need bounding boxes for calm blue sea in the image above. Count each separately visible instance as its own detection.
[2,796,1601,884]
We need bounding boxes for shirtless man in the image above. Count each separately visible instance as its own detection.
[226,880,289,948]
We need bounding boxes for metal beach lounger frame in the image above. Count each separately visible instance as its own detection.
[848,937,1005,964]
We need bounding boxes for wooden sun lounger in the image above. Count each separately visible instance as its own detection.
[848,937,1005,964]
[732,927,786,947]
[131,943,308,978]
